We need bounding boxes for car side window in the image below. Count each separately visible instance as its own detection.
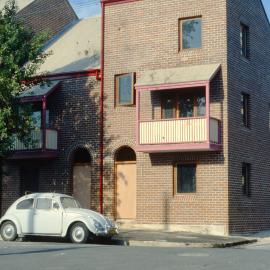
[36,198,52,210]
[16,199,34,210]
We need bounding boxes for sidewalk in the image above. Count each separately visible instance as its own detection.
[113,229,257,248]
[0,230,257,248]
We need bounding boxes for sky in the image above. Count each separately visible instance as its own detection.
[262,0,270,20]
[70,0,270,20]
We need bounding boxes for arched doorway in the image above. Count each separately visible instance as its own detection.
[72,148,91,209]
[115,146,136,220]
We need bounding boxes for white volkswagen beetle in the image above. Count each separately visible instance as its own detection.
[0,193,118,244]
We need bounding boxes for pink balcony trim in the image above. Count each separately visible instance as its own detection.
[136,142,221,153]
[206,82,210,145]
[136,81,209,92]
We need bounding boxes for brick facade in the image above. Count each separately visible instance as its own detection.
[1,77,100,214]
[103,0,229,235]
[2,0,270,236]
[227,0,270,233]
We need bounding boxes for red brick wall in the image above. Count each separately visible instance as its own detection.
[103,0,229,233]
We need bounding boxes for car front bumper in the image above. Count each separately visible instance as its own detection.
[96,226,118,237]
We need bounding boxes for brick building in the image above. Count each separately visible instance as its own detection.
[100,0,270,235]
[1,15,101,214]
[1,0,270,236]
[0,0,78,37]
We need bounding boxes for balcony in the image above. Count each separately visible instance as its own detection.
[137,117,220,153]
[135,64,222,153]
[9,129,58,159]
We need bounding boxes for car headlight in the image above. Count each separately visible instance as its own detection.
[93,219,105,232]
[106,218,115,228]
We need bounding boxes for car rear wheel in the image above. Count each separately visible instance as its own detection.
[0,221,17,241]
[69,222,89,244]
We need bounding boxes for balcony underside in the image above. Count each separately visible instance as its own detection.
[8,149,58,160]
[137,142,221,153]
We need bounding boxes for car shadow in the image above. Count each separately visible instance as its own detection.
[18,235,127,246]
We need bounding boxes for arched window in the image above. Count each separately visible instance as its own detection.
[72,148,91,164]
[115,146,136,162]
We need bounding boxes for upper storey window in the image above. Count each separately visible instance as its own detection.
[115,73,135,106]
[240,23,250,59]
[180,17,202,50]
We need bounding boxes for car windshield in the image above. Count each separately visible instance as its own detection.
[60,197,81,209]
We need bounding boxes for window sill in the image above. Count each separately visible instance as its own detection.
[179,47,202,53]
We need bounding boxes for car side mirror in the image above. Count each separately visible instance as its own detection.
[53,202,60,210]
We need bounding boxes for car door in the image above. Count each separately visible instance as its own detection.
[15,198,35,234]
[33,198,63,235]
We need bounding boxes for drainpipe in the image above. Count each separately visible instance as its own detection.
[99,1,105,214]
[42,97,47,151]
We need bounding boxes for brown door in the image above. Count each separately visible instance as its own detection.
[116,162,136,219]
[73,164,91,209]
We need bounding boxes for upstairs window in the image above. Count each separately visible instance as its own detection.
[240,23,250,58]
[242,163,251,197]
[180,17,202,50]
[241,93,250,128]
[162,89,206,119]
[115,73,135,106]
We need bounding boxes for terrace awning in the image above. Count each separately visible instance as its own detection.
[136,63,221,88]
[19,80,60,103]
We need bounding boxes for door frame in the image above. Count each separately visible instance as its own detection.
[114,160,137,220]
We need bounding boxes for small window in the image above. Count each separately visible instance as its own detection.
[241,93,250,128]
[115,73,135,106]
[16,199,34,210]
[36,198,52,210]
[240,23,249,58]
[180,17,202,50]
[175,164,196,193]
[242,163,251,197]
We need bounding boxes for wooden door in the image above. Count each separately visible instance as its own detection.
[116,162,136,219]
[73,164,91,209]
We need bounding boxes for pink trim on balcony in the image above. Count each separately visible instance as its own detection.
[135,81,209,92]
[136,143,221,153]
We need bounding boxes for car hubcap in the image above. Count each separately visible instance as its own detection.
[3,225,15,239]
[72,227,85,242]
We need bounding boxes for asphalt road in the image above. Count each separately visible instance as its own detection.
[0,240,270,270]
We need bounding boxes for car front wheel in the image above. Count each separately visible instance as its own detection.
[69,222,89,244]
[0,221,17,241]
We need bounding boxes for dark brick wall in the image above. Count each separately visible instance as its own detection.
[227,0,270,234]
[1,76,100,215]
[16,0,78,37]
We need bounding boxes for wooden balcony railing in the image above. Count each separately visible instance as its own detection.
[11,129,58,151]
[137,117,221,152]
